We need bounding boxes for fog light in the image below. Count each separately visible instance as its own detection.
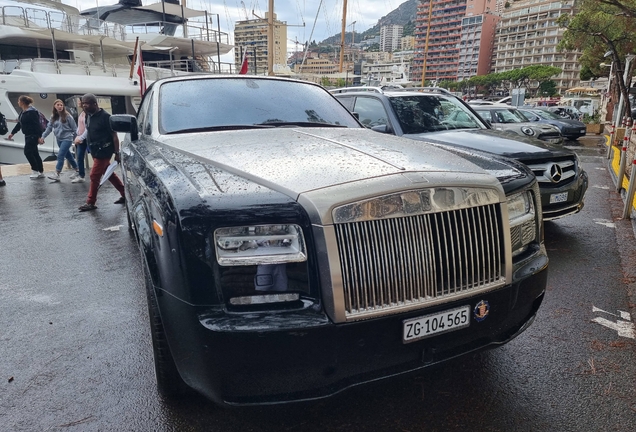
[229,293,300,305]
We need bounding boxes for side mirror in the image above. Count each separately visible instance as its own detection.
[371,124,392,134]
[110,114,139,141]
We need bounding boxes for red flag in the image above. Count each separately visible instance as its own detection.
[133,41,147,96]
[239,50,249,75]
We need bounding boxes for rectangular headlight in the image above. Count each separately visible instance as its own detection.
[507,191,537,256]
[507,191,535,227]
[214,224,307,266]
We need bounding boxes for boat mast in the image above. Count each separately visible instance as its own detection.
[267,0,274,75]
[420,0,433,86]
[339,0,347,72]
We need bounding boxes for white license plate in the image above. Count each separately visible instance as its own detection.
[546,138,562,144]
[403,306,470,343]
[580,129,586,133]
[550,192,568,203]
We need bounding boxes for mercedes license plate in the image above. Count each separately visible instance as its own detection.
[580,129,586,133]
[403,306,470,343]
[547,138,561,144]
[550,192,568,203]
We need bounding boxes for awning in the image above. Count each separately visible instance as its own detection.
[134,2,207,19]
[565,87,601,93]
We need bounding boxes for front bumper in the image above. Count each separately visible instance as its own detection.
[157,253,548,406]
[537,133,564,144]
[540,169,588,221]
[562,127,587,140]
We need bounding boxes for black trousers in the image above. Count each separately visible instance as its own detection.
[24,135,43,173]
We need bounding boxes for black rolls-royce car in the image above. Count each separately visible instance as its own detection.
[111,76,548,406]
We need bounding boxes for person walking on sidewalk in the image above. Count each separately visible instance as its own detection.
[72,109,87,183]
[40,99,80,182]
[77,93,125,212]
[7,95,45,179]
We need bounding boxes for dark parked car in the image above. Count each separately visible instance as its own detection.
[111,76,548,406]
[518,108,587,140]
[332,87,588,221]
[547,106,583,120]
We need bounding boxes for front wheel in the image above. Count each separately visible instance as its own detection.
[143,261,189,398]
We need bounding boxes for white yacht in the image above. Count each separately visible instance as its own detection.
[0,0,233,164]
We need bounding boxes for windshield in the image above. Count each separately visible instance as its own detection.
[532,110,562,120]
[479,108,529,124]
[159,78,361,133]
[389,95,484,134]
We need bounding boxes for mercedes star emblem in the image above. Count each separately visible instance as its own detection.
[549,163,563,183]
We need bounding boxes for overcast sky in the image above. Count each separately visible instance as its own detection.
[64,0,402,48]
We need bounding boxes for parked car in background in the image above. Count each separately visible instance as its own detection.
[332,86,587,221]
[518,108,587,140]
[471,104,564,144]
[548,106,582,120]
[111,76,548,406]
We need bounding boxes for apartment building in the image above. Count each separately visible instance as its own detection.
[400,35,416,51]
[380,24,403,52]
[493,0,580,93]
[414,0,498,83]
[234,12,287,75]
[457,13,499,81]
[293,58,338,75]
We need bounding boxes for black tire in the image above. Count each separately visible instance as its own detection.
[125,198,134,233]
[143,262,189,398]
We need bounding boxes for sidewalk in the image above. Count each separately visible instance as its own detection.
[1,161,58,177]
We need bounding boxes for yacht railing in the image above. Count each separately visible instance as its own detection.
[124,21,230,45]
[1,6,230,45]
[0,58,236,77]
[2,6,127,41]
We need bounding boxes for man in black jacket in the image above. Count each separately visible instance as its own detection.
[77,94,125,212]
[7,95,44,179]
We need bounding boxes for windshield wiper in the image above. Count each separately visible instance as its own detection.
[165,124,275,134]
[255,121,346,128]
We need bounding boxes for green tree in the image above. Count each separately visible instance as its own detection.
[558,0,636,121]
[538,80,558,97]
[321,77,331,87]
[403,21,415,37]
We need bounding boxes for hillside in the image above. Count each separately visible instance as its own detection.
[319,0,417,45]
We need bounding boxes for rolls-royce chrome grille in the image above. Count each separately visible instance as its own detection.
[333,198,506,319]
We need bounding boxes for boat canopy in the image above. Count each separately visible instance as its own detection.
[134,2,207,19]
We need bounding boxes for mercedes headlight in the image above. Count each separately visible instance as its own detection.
[521,126,535,136]
[215,224,307,266]
[507,191,537,256]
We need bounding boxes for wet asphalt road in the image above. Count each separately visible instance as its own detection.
[1,137,635,431]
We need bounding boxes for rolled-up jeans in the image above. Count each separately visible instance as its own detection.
[56,140,78,173]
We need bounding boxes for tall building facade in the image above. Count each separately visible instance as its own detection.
[492,0,580,93]
[380,25,403,52]
[413,0,497,83]
[234,12,287,75]
[457,13,499,81]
